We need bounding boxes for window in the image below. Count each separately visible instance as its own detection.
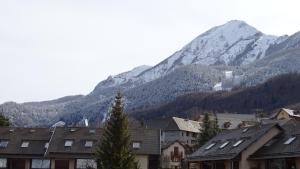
[85,141,93,148]
[132,142,141,149]
[205,143,216,150]
[65,140,73,147]
[233,140,243,147]
[284,137,296,145]
[70,128,76,132]
[21,141,29,148]
[31,159,50,169]
[174,146,179,156]
[44,142,49,149]
[89,129,96,134]
[0,158,7,168]
[186,131,190,136]
[76,159,97,169]
[0,140,8,148]
[219,141,229,149]
[242,128,248,133]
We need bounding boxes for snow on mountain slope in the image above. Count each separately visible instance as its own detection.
[2,20,300,127]
[137,20,282,82]
[93,65,151,90]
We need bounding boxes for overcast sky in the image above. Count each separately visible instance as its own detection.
[1,0,300,104]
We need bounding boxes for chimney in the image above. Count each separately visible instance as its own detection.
[84,118,89,127]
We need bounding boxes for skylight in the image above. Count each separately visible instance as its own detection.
[70,128,76,132]
[85,141,93,148]
[219,141,229,149]
[233,140,243,147]
[44,142,49,149]
[284,137,296,145]
[242,128,248,133]
[65,140,73,147]
[0,140,8,148]
[205,143,216,150]
[21,141,29,148]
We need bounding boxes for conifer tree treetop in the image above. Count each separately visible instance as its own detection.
[95,92,137,169]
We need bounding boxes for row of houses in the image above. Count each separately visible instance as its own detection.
[0,109,297,169]
[187,108,300,169]
[0,127,160,169]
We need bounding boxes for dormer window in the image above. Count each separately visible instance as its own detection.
[219,141,229,149]
[284,136,296,145]
[85,141,93,148]
[205,143,216,150]
[233,140,243,147]
[132,142,141,149]
[0,140,8,148]
[21,141,29,148]
[65,140,73,147]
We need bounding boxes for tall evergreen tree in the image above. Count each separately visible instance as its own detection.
[196,113,220,148]
[95,93,137,169]
[211,114,220,136]
[0,114,9,127]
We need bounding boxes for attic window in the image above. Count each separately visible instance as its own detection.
[0,140,9,148]
[85,141,93,148]
[132,142,141,149]
[233,140,243,147]
[284,137,296,145]
[219,141,229,149]
[205,143,216,150]
[21,141,29,148]
[65,140,73,147]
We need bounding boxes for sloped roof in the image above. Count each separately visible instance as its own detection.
[47,127,161,157]
[0,127,161,158]
[0,128,50,158]
[169,117,201,133]
[188,123,280,161]
[144,118,171,130]
[251,119,300,159]
[145,117,202,133]
[214,113,258,129]
[282,108,300,117]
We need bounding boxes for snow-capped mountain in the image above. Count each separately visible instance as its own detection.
[1,20,300,127]
[135,20,285,82]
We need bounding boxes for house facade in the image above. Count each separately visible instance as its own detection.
[188,119,300,169]
[161,141,187,169]
[0,127,160,169]
[146,117,202,147]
